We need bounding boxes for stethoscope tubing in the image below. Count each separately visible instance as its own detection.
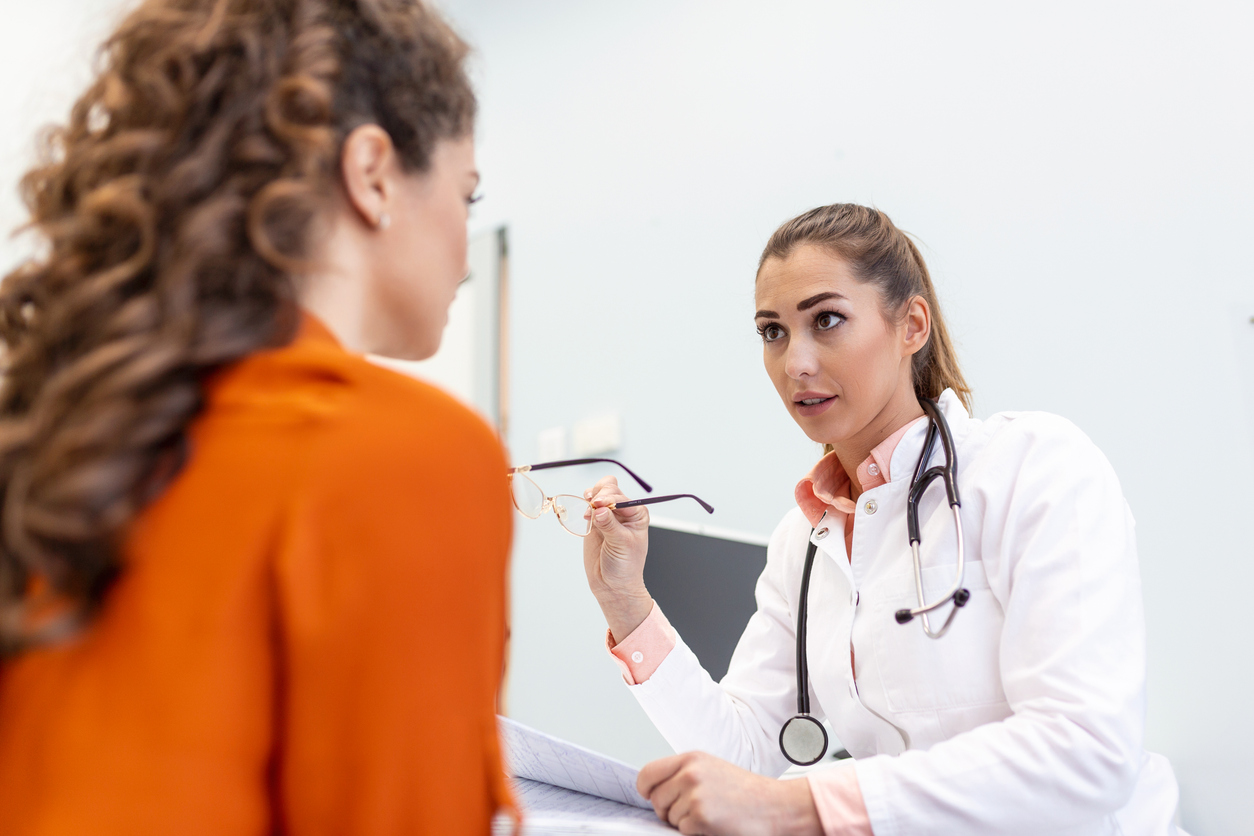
[903,505,968,638]
[795,539,819,716]
[895,398,971,633]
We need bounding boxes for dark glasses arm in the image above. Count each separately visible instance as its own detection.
[518,458,653,493]
[614,494,714,514]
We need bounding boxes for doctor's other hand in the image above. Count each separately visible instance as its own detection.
[638,752,821,836]
[582,476,653,642]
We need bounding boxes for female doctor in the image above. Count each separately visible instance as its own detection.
[581,204,1185,836]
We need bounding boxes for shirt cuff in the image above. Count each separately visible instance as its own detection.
[807,766,873,836]
[605,603,677,685]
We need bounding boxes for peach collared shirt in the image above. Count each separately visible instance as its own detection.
[608,418,925,836]
[793,418,924,561]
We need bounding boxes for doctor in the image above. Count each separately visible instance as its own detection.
[581,204,1186,836]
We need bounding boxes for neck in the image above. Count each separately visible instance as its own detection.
[298,223,370,353]
[830,387,925,502]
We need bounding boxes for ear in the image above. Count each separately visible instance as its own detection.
[902,295,931,357]
[339,124,398,230]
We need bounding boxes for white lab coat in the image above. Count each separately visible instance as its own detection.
[626,390,1184,835]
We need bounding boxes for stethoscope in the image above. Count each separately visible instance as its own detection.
[779,398,970,766]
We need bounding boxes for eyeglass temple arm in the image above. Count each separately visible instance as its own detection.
[613,494,714,514]
[517,458,654,493]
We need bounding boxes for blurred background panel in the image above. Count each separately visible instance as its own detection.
[4,1,1252,833]
[643,520,769,684]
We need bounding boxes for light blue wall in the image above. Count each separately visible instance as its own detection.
[441,2,1253,833]
[2,1,1250,832]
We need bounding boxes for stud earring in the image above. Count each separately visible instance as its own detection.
[376,212,391,230]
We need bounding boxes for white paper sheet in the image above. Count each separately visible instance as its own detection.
[491,778,674,835]
[497,717,654,811]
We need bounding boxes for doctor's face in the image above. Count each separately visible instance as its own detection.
[755,245,915,448]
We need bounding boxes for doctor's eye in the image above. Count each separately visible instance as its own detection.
[757,323,785,343]
[814,311,845,331]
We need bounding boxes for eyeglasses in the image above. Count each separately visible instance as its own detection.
[507,458,714,537]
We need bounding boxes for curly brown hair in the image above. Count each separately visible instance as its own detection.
[0,0,476,654]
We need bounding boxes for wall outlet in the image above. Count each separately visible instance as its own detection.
[572,413,622,456]
[536,426,567,461]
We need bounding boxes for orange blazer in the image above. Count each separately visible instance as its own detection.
[0,315,514,834]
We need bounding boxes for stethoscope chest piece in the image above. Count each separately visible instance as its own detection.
[779,713,828,766]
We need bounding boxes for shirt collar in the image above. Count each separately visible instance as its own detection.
[793,413,929,528]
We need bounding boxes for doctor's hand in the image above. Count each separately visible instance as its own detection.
[638,752,821,836]
[582,476,654,643]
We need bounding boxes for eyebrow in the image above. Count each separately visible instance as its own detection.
[797,291,845,310]
[755,291,847,320]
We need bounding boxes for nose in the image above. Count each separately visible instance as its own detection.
[783,337,820,380]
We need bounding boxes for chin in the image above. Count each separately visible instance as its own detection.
[372,329,441,362]
[799,415,851,448]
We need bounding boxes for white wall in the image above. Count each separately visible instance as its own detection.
[439,2,1254,833]
[3,1,1251,833]
[0,0,136,271]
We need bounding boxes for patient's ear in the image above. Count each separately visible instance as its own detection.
[339,124,398,229]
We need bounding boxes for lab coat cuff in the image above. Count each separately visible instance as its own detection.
[848,756,900,836]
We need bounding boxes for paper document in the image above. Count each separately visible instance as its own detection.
[492,778,674,835]
[497,716,654,811]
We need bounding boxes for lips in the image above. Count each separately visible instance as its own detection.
[793,391,837,417]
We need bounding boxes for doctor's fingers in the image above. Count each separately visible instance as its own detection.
[584,475,622,500]
[586,481,638,511]
[640,754,704,824]
[658,777,714,834]
[638,753,688,801]
[585,487,649,529]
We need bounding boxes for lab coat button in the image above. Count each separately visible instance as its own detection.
[864,500,878,515]
[814,528,829,540]
[631,651,644,664]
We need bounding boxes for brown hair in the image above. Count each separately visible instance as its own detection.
[758,204,973,423]
[0,0,476,654]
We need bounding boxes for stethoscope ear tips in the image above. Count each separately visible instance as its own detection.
[896,588,972,626]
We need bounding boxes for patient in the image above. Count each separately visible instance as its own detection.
[0,0,512,832]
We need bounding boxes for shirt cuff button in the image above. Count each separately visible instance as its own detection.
[631,651,644,664]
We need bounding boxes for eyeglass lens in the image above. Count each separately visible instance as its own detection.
[510,472,546,518]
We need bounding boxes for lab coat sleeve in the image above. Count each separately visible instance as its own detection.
[622,511,808,778]
[855,414,1147,836]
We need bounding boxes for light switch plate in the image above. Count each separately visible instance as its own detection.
[537,426,567,461]
[572,413,622,456]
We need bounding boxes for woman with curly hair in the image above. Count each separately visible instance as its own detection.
[0,0,513,832]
